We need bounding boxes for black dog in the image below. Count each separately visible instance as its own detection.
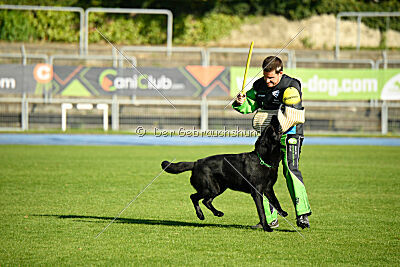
[161,116,287,232]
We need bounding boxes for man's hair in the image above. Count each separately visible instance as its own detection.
[262,56,283,74]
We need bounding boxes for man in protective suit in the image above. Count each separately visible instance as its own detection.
[233,56,311,229]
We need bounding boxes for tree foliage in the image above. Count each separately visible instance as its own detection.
[0,0,399,44]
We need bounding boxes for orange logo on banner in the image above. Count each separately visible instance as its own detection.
[185,66,225,87]
[33,64,53,83]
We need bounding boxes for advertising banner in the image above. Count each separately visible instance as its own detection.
[1,64,400,100]
[0,64,231,98]
[0,65,35,94]
[230,67,400,100]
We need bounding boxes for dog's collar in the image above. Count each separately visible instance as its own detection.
[256,152,272,168]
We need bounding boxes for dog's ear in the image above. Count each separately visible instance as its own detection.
[260,123,272,137]
[270,115,280,132]
[263,116,282,143]
[257,115,281,147]
[259,125,276,143]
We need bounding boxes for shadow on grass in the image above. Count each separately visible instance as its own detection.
[34,214,296,232]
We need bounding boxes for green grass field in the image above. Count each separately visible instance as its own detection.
[0,144,399,265]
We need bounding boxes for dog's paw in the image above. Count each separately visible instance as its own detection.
[214,211,224,217]
[279,210,288,217]
[196,212,205,220]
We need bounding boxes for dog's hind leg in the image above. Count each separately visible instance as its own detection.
[190,193,205,220]
[264,188,288,217]
[202,197,224,217]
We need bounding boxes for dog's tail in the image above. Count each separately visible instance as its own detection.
[161,161,194,174]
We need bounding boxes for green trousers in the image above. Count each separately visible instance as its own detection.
[264,134,311,223]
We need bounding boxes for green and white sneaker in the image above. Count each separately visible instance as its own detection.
[268,219,279,229]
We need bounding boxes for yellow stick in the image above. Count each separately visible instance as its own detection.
[241,41,254,95]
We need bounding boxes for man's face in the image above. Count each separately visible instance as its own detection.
[263,70,282,88]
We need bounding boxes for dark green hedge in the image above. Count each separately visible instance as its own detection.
[0,9,244,45]
[0,10,79,42]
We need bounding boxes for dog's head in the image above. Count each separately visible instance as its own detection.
[255,115,281,158]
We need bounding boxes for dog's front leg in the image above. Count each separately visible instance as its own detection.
[251,191,273,232]
[265,188,288,217]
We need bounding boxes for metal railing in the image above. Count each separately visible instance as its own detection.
[1,46,389,69]
[49,54,137,68]
[335,12,400,59]
[376,59,400,69]
[2,6,400,62]
[293,58,376,69]
[0,5,174,56]
[206,47,294,68]
[0,53,48,65]
[121,46,207,66]
[1,96,399,135]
